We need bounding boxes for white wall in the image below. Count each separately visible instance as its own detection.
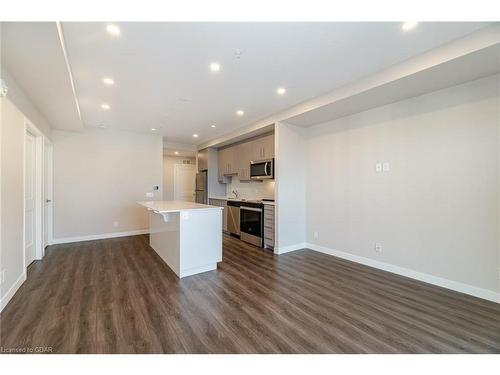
[163,154,196,200]
[1,41,54,309]
[224,178,275,200]
[275,122,307,252]
[305,75,500,296]
[0,98,26,310]
[206,148,226,199]
[53,129,163,241]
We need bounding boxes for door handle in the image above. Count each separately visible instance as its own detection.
[46,199,52,203]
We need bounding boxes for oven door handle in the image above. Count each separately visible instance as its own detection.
[241,206,262,212]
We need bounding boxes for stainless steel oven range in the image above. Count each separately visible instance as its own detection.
[239,202,263,247]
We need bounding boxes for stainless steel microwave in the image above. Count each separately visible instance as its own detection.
[250,159,274,180]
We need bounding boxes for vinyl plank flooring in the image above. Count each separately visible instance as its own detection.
[1,234,499,354]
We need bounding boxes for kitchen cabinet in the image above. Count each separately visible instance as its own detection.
[263,204,274,250]
[249,133,274,161]
[217,148,225,182]
[197,148,208,171]
[218,146,238,177]
[261,133,275,159]
[218,148,231,182]
[209,198,228,232]
[237,141,252,181]
[217,132,275,183]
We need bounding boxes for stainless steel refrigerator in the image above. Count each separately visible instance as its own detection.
[195,171,207,204]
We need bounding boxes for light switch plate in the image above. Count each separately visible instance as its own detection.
[382,162,390,172]
[375,163,382,172]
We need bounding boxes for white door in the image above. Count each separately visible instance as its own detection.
[43,141,53,249]
[25,131,36,266]
[174,164,196,202]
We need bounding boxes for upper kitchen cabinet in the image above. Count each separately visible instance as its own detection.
[218,146,237,181]
[237,141,252,181]
[218,147,228,182]
[249,133,275,162]
[197,148,208,171]
[261,133,275,160]
[225,146,237,175]
[217,132,275,183]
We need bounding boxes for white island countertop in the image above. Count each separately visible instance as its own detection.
[137,200,223,213]
[137,200,223,278]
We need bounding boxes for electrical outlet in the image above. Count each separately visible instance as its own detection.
[382,162,390,172]
[145,192,154,198]
[113,221,119,228]
[374,242,383,253]
[375,163,382,172]
[313,231,319,240]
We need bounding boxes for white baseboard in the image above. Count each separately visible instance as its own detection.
[0,272,27,313]
[52,229,149,245]
[306,243,500,304]
[274,242,308,255]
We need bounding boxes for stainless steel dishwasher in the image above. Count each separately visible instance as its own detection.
[227,200,241,236]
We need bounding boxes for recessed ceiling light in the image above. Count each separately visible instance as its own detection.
[101,103,110,110]
[151,128,157,131]
[402,22,418,31]
[236,110,245,116]
[106,24,121,36]
[209,63,221,72]
[276,87,287,95]
[193,134,199,138]
[174,151,179,155]
[103,77,115,85]
[211,124,216,128]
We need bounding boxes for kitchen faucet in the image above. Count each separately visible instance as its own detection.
[231,189,239,199]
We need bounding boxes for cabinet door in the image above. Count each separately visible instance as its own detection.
[218,148,227,181]
[197,148,208,171]
[225,147,233,174]
[237,142,251,181]
[249,138,263,162]
[230,143,243,175]
[261,134,275,159]
[221,200,228,232]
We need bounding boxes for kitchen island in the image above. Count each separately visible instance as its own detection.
[137,201,223,278]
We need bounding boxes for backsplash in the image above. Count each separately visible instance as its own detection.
[225,177,275,200]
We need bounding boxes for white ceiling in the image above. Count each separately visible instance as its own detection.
[285,43,500,127]
[59,22,491,144]
[2,22,492,144]
[2,22,82,131]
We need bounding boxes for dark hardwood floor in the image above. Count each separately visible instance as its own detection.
[1,234,499,353]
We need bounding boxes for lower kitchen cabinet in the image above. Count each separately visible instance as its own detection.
[209,198,228,232]
[263,204,274,250]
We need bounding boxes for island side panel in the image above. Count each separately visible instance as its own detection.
[149,211,181,276]
[179,209,222,277]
